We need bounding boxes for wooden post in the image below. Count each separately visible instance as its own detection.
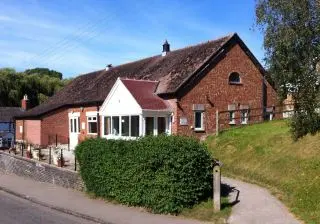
[213,163,221,212]
[215,110,219,136]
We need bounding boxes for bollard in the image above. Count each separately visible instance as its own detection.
[213,161,221,212]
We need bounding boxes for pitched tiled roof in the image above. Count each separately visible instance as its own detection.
[0,107,24,122]
[121,78,169,110]
[16,33,236,118]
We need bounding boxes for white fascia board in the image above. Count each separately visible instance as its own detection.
[68,112,80,117]
[86,111,98,116]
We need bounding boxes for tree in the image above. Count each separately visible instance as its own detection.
[255,0,320,139]
[0,67,70,108]
[25,68,63,80]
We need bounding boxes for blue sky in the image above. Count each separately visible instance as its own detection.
[0,0,264,78]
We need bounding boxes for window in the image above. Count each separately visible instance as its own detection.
[19,125,23,133]
[121,116,129,136]
[229,111,235,124]
[131,116,140,137]
[87,116,97,134]
[240,110,249,124]
[229,72,241,84]
[104,116,111,135]
[70,117,80,133]
[112,116,120,135]
[194,111,204,131]
[158,117,166,134]
[145,117,154,136]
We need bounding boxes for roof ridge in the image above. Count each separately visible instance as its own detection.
[120,77,158,82]
[79,33,236,77]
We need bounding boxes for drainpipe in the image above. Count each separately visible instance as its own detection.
[97,105,100,137]
[262,76,267,121]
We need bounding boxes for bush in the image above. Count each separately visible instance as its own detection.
[75,135,213,214]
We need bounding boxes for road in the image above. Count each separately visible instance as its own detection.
[0,190,97,224]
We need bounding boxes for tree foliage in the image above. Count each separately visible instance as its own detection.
[255,0,320,139]
[25,68,63,80]
[0,67,71,107]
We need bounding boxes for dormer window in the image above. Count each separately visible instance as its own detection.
[229,72,241,84]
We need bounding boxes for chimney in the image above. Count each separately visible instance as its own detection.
[21,94,29,111]
[105,64,112,71]
[162,40,170,56]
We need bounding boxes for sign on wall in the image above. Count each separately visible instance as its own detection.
[179,117,188,126]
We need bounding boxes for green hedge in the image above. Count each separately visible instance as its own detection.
[75,135,213,214]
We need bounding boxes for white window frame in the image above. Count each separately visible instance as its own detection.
[102,115,140,139]
[240,110,249,124]
[87,116,98,135]
[229,111,236,125]
[194,111,204,131]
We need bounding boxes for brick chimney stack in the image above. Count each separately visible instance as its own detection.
[21,94,29,110]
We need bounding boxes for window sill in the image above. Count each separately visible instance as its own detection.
[229,121,236,125]
[87,133,98,135]
[229,82,243,85]
[194,128,205,132]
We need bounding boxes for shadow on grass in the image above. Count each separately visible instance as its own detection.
[221,183,240,209]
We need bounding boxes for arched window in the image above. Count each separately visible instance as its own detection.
[229,72,241,84]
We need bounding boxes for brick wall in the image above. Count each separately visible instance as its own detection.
[41,108,69,146]
[175,43,278,137]
[0,151,84,191]
[24,120,41,145]
[15,120,23,141]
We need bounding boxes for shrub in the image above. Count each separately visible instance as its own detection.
[75,135,213,214]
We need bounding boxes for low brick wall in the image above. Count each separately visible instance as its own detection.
[0,151,84,191]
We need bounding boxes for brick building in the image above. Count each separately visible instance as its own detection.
[15,33,278,148]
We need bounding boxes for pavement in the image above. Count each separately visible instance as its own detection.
[0,190,96,224]
[0,172,302,224]
[222,177,301,224]
[0,172,203,224]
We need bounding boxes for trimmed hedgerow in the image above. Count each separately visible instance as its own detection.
[75,135,213,214]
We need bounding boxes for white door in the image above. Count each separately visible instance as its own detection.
[69,116,80,150]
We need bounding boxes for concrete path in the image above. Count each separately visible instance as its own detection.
[0,173,203,224]
[222,177,301,224]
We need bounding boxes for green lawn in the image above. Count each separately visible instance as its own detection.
[207,120,320,224]
[180,197,231,223]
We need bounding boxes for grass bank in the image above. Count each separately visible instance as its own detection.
[207,120,320,224]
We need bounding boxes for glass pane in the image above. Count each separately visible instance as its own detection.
[89,122,97,133]
[195,112,202,128]
[104,117,111,135]
[70,119,73,133]
[145,117,154,136]
[73,119,77,133]
[112,116,120,135]
[158,117,166,135]
[131,116,140,137]
[121,116,129,136]
[78,118,80,132]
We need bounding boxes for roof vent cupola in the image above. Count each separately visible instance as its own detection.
[162,40,170,56]
[106,64,112,71]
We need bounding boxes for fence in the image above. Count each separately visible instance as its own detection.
[12,134,78,171]
[215,104,294,135]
